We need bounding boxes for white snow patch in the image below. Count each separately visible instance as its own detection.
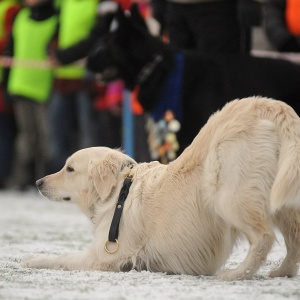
[0,191,299,300]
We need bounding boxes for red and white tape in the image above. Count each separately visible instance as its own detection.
[0,56,85,69]
[0,56,53,69]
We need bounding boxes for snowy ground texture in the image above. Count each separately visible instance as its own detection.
[1,190,300,300]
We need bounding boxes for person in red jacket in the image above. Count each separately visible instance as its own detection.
[0,0,20,189]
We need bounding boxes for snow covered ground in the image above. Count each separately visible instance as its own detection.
[0,190,299,300]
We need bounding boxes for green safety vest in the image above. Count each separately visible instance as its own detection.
[55,0,98,79]
[8,8,57,102]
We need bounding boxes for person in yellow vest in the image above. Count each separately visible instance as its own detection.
[265,0,300,52]
[6,0,57,190]
[48,0,98,172]
[49,0,151,163]
[0,0,20,189]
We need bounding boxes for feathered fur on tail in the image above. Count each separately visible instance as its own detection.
[248,97,300,213]
[176,96,300,213]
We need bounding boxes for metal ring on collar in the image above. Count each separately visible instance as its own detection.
[105,239,119,254]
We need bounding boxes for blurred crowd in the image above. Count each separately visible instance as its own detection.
[0,0,299,191]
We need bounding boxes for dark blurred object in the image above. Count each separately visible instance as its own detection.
[151,0,265,54]
[54,1,118,65]
[0,0,20,188]
[238,0,264,53]
[265,0,300,52]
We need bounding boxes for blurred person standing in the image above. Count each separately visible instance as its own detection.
[50,0,151,163]
[265,0,300,52]
[5,0,57,190]
[149,0,242,163]
[48,0,98,172]
[0,0,20,189]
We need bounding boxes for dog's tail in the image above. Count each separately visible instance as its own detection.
[259,98,300,213]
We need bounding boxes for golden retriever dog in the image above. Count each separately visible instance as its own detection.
[23,96,300,280]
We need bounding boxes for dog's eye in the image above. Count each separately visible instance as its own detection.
[66,166,74,172]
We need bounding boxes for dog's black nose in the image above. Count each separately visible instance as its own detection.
[36,179,43,188]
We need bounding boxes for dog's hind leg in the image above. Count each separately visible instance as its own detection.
[217,196,275,281]
[214,119,279,280]
[269,208,300,278]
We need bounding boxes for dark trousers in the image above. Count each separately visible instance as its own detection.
[166,1,241,54]
[0,113,15,183]
[12,96,49,186]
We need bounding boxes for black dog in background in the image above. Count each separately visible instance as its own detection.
[87,4,300,155]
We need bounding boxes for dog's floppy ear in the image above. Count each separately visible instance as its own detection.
[88,152,136,201]
[88,153,121,201]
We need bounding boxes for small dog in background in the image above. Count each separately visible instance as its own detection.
[23,97,300,281]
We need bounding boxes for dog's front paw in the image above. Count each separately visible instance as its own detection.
[217,268,254,281]
[22,255,36,268]
[269,266,297,278]
[21,255,49,269]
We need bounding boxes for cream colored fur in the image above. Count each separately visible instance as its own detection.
[23,97,300,280]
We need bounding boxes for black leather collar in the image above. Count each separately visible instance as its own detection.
[105,175,133,254]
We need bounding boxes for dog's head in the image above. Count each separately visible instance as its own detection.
[36,147,136,217]
[87,4,166,90]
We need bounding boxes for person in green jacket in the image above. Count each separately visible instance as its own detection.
[6,0,57,190]
[48,0,98,172]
